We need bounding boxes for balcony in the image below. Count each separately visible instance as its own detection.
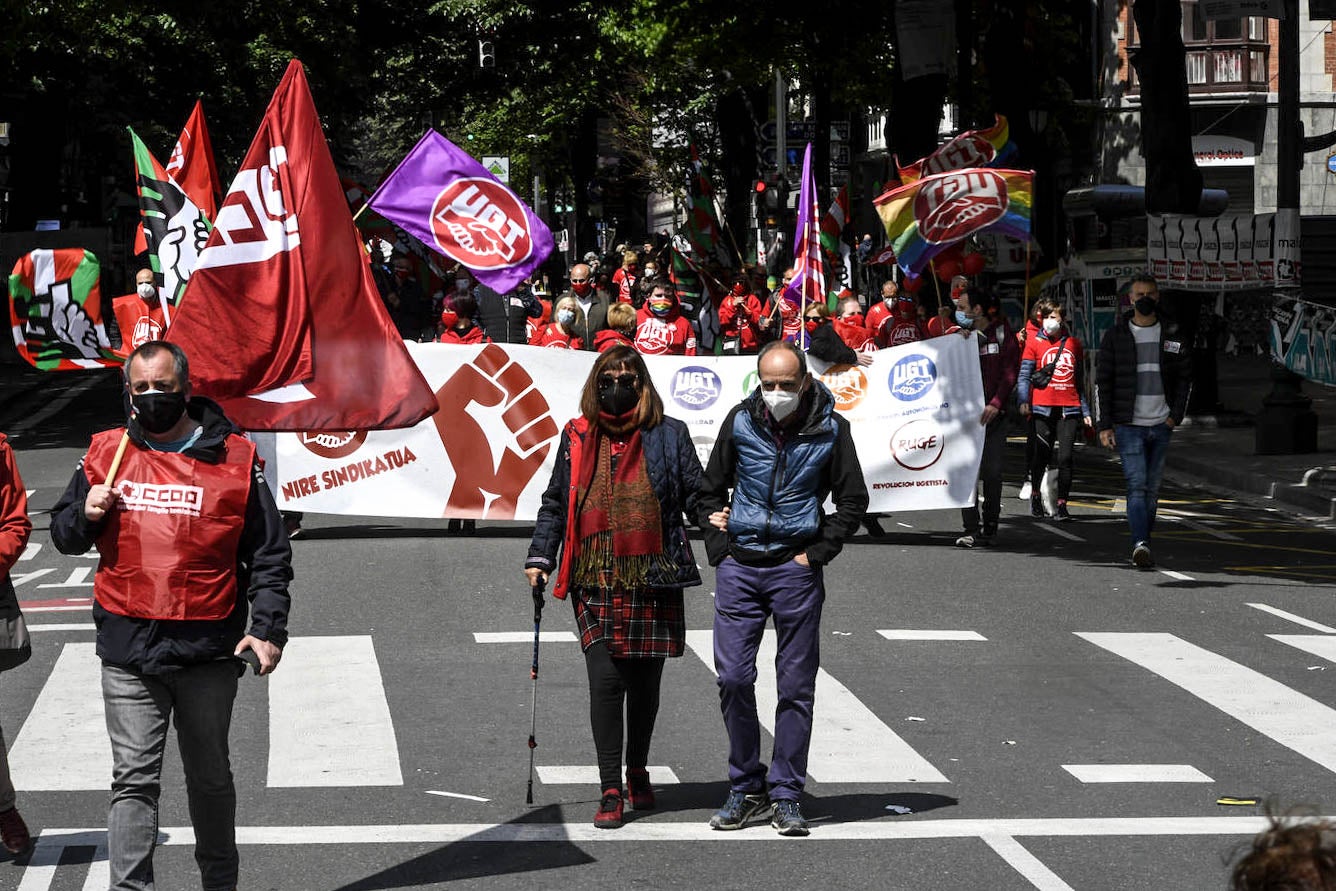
[1129,42,1269,95]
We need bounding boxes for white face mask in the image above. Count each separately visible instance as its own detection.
[136,282,157,301]
[1043,318,1062,336]
[556,309,575,326]
[761,387,801,421]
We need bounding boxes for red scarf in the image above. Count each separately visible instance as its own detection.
[570,412,669,588]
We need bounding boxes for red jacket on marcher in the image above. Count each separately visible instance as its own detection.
[0,434,30,584]
[529,324,583,349]
[594,329,634,352]
[438,324,489,345]
[718,294,764,352]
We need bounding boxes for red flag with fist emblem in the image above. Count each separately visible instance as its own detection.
[168,60,436,431]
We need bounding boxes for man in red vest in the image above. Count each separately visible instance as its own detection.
[111,268,167,356]
[51,340,291,891]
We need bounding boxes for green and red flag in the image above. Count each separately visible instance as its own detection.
[8,248,120,370]
[683,144,734,268]
[130,126,212,326]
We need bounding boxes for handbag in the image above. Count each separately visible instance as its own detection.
[1030,337,1068,389]
[0,577,32,672]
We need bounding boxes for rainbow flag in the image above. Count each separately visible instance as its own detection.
[875,168,1033,275]
[896,114,1017,183]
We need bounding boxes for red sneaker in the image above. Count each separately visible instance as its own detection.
[593,788,624,829]
[0,807,30,855]
[626,768,655,810]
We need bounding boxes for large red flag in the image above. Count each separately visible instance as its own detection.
[166,99,222,221]
[167,60,437,431]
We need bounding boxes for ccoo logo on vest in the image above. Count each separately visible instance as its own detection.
[671,366,721,411]
[889,354,937,401]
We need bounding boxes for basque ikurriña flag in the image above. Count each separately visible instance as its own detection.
[8,248,120,370]
[130,127,212,326]
[784,143,825,348]
[875,168,1033,276]
[167,60,437,431]
[895,114,1018,183]
[366,130,553,295]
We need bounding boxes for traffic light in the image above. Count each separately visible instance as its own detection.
[755,176,779,212]
[478,40,495,69]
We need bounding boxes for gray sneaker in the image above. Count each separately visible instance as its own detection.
[709,790,771,830]
[771,799,810,836]
[1132,542,1154,569]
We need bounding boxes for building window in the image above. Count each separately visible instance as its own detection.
[1187,52,1209,85]
[1182,2,1208,41]
[1249,50,1268,84]
[1248,16,1266,40]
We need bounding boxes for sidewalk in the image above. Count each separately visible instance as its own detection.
[1166,352,1336,520]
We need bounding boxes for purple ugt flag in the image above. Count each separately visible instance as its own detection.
[367,130,554,294]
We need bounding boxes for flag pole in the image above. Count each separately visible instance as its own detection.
[1024,239,1033,315]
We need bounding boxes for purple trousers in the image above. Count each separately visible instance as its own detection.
[712,556,825,801]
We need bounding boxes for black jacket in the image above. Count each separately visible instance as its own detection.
[51,397,292,674]
[561,289,611,349]
[806,322,859,366]
[697,382,869,568]
[476,283,542,344]
[1094,314,1193,430]
[526,416,703,591]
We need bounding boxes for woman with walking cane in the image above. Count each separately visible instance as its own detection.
[524,345,703,829]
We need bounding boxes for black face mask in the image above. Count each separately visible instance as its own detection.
[597,381,640,416]
[132,391,187,434]
[1134,296,1157,316]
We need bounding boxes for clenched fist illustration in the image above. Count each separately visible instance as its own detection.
[433,344,560,519]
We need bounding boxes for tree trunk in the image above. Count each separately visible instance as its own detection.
[1130,0,1203,214]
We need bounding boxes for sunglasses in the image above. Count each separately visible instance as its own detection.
[570,277,589,283]
[598,374,640,388]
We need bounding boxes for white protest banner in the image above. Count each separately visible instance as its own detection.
[268,338,985,519]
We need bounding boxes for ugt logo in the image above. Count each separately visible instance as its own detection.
[671,366,721,410]
[431,178,533,270]
[889,354,937,402]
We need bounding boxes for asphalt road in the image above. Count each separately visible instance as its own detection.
[2,371,1334,890]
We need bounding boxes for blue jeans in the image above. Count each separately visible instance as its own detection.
[1115,422,1173,546]
[713,556,824,801]
[102,661,239,891]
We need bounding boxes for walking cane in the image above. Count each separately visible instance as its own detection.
[525,576,546,805]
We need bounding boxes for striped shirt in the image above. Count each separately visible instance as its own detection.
[1130,321,1170,426]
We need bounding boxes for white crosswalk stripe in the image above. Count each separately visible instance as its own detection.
[684,629,949,783]
[267,636,403,787]
[10,643,109,791]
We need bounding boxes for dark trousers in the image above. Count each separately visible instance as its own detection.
[713,556,825,801]
[1028,413,1080,501]
[584,642,665,790]
[961,415,1007,535]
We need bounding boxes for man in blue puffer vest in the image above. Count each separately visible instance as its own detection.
[697,340,868,836]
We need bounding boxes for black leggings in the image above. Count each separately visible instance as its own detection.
[584,642,666,790]
[1028,413,1080,500]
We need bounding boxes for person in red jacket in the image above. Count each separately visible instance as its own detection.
[833,296,875,354]
[1017,300,1048,501]
[529,296,586,349]
[718,276,764,354]
[634,281,696,356]
[437,293,490,345]
[863,279,897,341]
[1017,302,1091,522]
[611,250,640,304]
[875,296,927,348]
[595,302,637,352]
[0,432,32,856]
